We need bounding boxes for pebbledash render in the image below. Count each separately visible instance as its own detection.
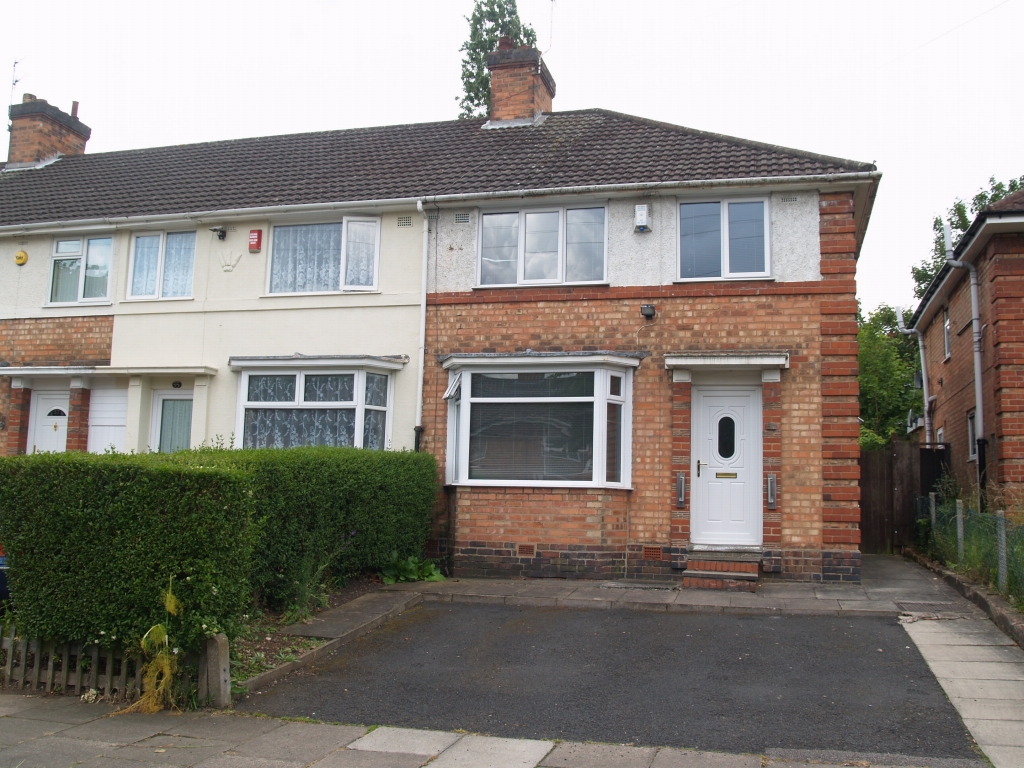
[0,39,879,587]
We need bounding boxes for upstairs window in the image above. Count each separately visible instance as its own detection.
[268,218,380,294]
[479,206,606,286]
[129,231,196,299]
[49,237,112,304]
[679,199,770,280]
[943,308,951,358]
[967,412,977,459]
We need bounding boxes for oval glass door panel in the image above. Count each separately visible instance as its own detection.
[717,416,736,459]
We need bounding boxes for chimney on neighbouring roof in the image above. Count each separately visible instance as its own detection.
[485,36,556,122]
[7,94,91,165]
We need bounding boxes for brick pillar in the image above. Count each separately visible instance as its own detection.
[6,387,31,456]
[670,373,691,565]
[67,386,91,452]
[762,374,783,573]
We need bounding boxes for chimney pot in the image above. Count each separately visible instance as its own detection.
[22,94,36,103]
[498,36,513,51]
[71,101,79,118]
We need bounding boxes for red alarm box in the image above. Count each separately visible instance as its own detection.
[248,229,263,253]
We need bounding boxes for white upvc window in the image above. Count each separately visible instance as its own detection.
[967,412,977,460]
[236,369,392,450]
[128,231,196,299]
[48,237,112,304]
[445,362,633,488]
[478,205,607,286]
[936,426,944,445]
[943,308,951,358]
[267,218,381,294]
[678,198,771,280]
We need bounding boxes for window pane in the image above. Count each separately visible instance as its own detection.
[523,211,559,281]
[606,402,622,483]
[162,232,196,297]
[480,213,519,285]
[680,203,721,279]
[363,409,387,450]
[247,375,296,402]
[566,208,605,282]
[728,201,765,274]
[304,374,354,402]
[345,221,376,287]
[159,399,193,453]
[270,223,342,293]
[50,258,81,302]
[242,408,355,448]
[131,235,161,296]
[610,375,622,397]
[55,239,81,254]
[472,371,594,398]
[469,402,594,481]
[365,373,388,407]
[83,237,112,298]
[718,416,736,459]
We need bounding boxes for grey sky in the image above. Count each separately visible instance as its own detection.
[4,0,1020,314]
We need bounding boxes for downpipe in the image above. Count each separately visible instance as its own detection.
[896,310,932,443]
[414,200,429,451]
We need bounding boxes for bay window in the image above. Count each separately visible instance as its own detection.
[678,198,770,280]
[444,358,634,487]
[479,206,606,286]
[238,369,391,449]
[49,237,112,304]
[128,231,196,299]
[268,218,380,294]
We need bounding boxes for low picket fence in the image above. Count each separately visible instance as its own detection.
[0,626,231,706]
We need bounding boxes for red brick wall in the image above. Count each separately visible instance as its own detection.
[0,316,113,455]
[67,388,91,452]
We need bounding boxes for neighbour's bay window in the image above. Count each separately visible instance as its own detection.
[678,198,770,280]
[238,369,392,449]
[479,206,607,286]
[444,357,634,487]
[268,218,380,294]
[49,236,112,304]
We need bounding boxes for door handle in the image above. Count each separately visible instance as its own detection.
[697,460,704,477]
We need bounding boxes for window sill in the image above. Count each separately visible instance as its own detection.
[260,289,380,298]
[673,276,775,284]
[122,296,195,303]
[448,481,633,491]
[473,282,610,290]
[42,300,113,308]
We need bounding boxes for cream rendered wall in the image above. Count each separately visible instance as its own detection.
[110,211,425,451]
[427,190,822,293]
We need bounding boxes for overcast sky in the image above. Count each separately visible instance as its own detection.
[4,0,1021,314]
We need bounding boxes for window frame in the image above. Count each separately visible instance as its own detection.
[233,368,394,450]
[676,196,772,282]
[943,307,952,359]
[126,230,197,301]
[149,390,194,453]
[476,204,609,288]
[46,236,114,306]
[265,217,382,296]
[967,412,977,460]
[445,363,632,488]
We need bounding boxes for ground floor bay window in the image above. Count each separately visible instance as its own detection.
[442,355,637,487]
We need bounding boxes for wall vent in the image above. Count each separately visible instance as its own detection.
[517,543,535,557]
[454,212,471,224]
[780,196,798,203]
[427,212,440,220]
[642,546,663,561]
[397,216,412,227]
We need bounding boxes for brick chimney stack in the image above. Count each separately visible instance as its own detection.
[485,37,556,122]
[7,94,91,165]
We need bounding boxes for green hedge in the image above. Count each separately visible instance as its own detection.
[0,453,254,651]
[164,447,437,611]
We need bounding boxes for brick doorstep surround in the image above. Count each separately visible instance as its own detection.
[421,193,862,583]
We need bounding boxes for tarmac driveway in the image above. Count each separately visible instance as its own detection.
[239,605,979,759]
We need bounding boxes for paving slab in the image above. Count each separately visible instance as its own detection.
[0,713,75,744]
[671,591,731,607]
[12,697,119,723]
[908,644,1024,662]
[78,756,172,768]
[948,698,1024,720]
[163,713,284,744]
[227,721,366,762]
[961,718,1024,747]
[60,712,173,744]
[0,695,52,717]
[112,734,233,765]
[313,750,429,767]
[651,747,761,767]
[539,741,657,767]
[926,661,1024,680]
[0,734,114,767]
[937,678,1024,700]
[982,746,1024,768]
[192,756,304,768]
[347,726,460,756]
[430,734,554,768]
[765,748,988,767]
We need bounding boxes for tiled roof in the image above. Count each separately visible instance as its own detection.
[987,188,1024,212]
[0,109,874,228]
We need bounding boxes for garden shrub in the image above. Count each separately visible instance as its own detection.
[0,452,254,652]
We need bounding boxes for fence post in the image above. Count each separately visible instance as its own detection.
[205,634,231,708]
[996,510,1008,594]
[929,493,937,548]
[956,499,965,563]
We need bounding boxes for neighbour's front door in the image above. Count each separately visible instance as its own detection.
[32,392,70,453]
[691,387,762,546]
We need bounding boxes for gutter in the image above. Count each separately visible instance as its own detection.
[414,200,429,451]
[0,171,881,237]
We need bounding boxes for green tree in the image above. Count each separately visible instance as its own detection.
[858,304,922,448]
[912,175,1024,298]
[458,0,537,119]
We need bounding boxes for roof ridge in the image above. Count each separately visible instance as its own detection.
[582,108,876,173]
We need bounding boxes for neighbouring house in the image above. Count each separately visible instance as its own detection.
[910,189,1024,496]
[0,40,879,587]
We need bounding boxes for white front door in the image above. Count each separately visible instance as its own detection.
[31,392,70,453]
[691,386,762,546]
